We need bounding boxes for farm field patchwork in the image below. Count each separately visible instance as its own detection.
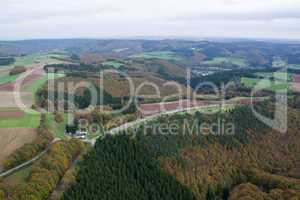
[131,51,181,60]
[255,72,293,81]
[241,77,290,91]
[0,53,67,86]
[23,73,65,93]
[14,53,68,67]
[0,108,40,128]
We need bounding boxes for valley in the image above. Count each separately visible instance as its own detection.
[0,39,299,200]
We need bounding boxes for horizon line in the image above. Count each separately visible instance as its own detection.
[1,36,300,43]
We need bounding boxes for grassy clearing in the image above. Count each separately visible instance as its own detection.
[102,61,124,69]
[202,57,247,67]
[24,73,65,93]
[45,112,102,139]
[0,108,40,128]
[45,113,68,139]
[14,54,40,66]
[113,48,129,53]
[241,77,290,91]
[14,53,46,66]
[131,51,181,60]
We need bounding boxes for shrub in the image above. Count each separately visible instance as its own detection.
[9,66,26,76]
[54,112,64,123]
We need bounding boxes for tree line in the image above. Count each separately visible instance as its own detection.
[0,139,85,200]
[0,57,15,66]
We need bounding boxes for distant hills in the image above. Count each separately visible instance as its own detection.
[1,39,300,69]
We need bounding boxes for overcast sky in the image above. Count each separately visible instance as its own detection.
[1,0,300,40]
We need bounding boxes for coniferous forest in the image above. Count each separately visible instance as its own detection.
[61,101,300,200]
[61,135,196,200]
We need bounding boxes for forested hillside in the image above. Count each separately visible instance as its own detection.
[61,136,196,200]
[60,101,300,199]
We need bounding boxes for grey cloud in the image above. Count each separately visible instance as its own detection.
[1,0,300,40]
[0,3,121,24]
[169,7,300,21]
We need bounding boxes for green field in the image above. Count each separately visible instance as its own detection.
[14,54,41,66]
[45,112,103,139]
[45,112,69,139]
[14,53,67,67]
[0,108,40,128]
[0,53,67,85]
[241,77,290,91]
[255,72,293,81]
[113,48,129,53]
[131,51,181,60]
[202,57,247,67]
[102,60,124,69]
[289,64,300,69]
[0,73,20,84]
[24,73,65,93]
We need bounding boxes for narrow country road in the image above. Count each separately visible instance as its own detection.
[0,103,238,177]
[88,103,231,146]
[0,138,60,178]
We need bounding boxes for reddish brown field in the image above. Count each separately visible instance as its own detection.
[292,74,300,92]
[293,74,300,83]
[138,100,213,118]
[0,111,24,119]
[138,98,260,118]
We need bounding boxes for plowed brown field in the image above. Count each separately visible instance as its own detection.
[0,128,37,165]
